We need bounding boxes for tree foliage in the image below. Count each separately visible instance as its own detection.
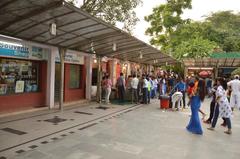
[145,1,240,60]
[68,0,142,33]
[174,37,217,59]
[145,0,192,51]
[205,11,240,52]
[231,67,240,76]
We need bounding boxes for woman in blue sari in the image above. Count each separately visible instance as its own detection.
[186,77,206,135]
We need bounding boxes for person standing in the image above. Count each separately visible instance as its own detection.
[227,75,240,110]
[116,73,125,103]
[147,76,151,104]
[204,79,217,124]
[142,75,148,104]
[186,77,206,135]
[131,74,139,104]
[104,75,112,104]
[207,78,233,134]
[151,76,158,98]
[175,77,186,108]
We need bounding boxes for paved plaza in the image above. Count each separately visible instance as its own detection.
[0,99,240,159]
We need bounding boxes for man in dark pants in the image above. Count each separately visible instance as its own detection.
[131,74,139,104]
[116,73,125,103]
[204,84,217,124]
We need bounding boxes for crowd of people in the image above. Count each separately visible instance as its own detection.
[101,72,240,135]
[102,72,184,105]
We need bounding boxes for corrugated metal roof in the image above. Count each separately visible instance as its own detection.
[0,0,177,65]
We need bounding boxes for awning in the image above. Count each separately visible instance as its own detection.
[183,57,240,68]
[0,0,177,65]
[211,52,240,59]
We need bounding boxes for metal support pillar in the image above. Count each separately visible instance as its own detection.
[96,56,102,104]
[59,47,66,111]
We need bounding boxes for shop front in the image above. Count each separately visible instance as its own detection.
[55,50,86,103]
[0,39,49,112]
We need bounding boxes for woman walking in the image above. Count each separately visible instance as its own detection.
[104,75,112,104]
[186,77,205,135]
[207,78,233,134]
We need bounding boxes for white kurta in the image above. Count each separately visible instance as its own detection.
[227,79,240,109]
[216,86,232,118]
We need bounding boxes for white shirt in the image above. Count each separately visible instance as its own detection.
[227,79,240,95]
[131,77,139,89]
[153,79,158,88]
[143,79,148,88]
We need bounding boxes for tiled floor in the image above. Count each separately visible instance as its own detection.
[0,99,240,159]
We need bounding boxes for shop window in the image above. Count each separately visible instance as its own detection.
[0,58,40,95]
[69,64,82,89]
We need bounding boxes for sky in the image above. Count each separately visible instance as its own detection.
[133,0,240,43]
[74,0,240,43]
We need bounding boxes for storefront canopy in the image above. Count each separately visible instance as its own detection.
[0,0,176,65]
[183,57,240,68]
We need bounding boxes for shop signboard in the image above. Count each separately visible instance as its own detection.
[31,46,49,60]
[55,52,84,65]
[0,41,29,58]
[0,40,49,60]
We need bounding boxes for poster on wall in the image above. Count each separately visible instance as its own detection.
[15,80,25,93]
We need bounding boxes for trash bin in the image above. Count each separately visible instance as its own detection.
[159,95,170,109]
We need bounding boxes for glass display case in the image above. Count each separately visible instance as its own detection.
[0,58,40,95]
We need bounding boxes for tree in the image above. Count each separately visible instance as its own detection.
[231,67,240,76]
[174,37,217,60]
[169,22,217,59]
[146,3,240,60]
[204,11,240,52]
[145,0,192,52]
[68,0,142,33]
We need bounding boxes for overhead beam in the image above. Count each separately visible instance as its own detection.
[94,41,139,52]
[116,51,159,60]
[70,32,122,48]
[112,47,150,58]
[140,56,171,62]
[46,23,101,43]
[231,58,236,67]
[59,27,110,46]
[28,17,90,40]
[79,37,134,51]
[0,1,63,30]
[100,45,149,56]
[13,11,75,35]
[0,0,18,9]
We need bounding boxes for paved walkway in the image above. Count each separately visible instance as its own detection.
[0,99,240,159]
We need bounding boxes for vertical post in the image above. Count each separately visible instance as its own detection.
[59,47,66,111]
[214,67,218,79]
[46,47,57,109]
[85,56,92,100]
[96,56,102,104]
[184,66,188,79]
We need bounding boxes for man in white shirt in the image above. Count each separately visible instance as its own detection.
[131,74,139,103]
[142,75,148,104]
[227,75,240,109]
